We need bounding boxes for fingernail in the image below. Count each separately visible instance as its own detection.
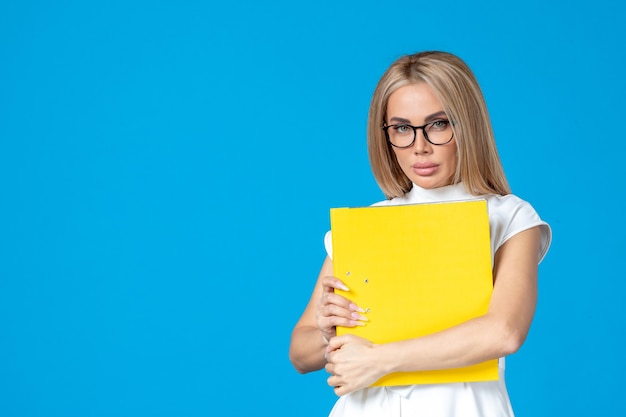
[349,303,365,313]
[338,283,349,291]
[351,312,369,321]
[350,320,367,327]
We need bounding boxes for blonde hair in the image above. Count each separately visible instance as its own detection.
[368,51,511,199]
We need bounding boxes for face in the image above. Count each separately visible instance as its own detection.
[386,83,457,189]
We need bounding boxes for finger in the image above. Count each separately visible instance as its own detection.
[322,292,367,316]
[326,372,342,386]
[327,333,357,350]
[327,375,351,396]
[321,276,350,292]
[320,308,367,330]
[318,293,364,322]
[327,335,343,352]
[334,385,350,397]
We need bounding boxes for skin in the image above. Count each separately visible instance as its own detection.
[288,82,543,397]
[386,83,458,189]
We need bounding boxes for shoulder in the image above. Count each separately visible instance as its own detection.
[485,193,543,224]
[485,193,552,263]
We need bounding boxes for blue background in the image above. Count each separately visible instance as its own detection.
[1,1,624,416]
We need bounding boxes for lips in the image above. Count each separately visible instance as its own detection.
[412,162,438,176]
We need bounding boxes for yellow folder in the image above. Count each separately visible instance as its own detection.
[330,199,498,386]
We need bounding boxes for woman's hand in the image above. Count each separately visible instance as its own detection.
[325,334,385,396]
[316,275,367,345]
[289,257,369,374]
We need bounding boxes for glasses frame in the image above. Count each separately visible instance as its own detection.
[381,120,454,148]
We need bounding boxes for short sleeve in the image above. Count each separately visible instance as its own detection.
[487,195,552,263]
[324,230,333,260]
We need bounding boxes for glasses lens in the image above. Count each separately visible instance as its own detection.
[424,120,453,145]
[386,125,415,148]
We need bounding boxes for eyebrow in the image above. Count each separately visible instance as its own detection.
[389,110,447,124]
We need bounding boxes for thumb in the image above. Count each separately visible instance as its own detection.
[327,333,350,353]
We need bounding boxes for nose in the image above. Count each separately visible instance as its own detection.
[412,128,431,154]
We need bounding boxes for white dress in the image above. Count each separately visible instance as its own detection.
[323,182,552,417]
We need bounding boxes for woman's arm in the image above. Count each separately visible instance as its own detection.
[289,257,368,373]
[325,226,542,395]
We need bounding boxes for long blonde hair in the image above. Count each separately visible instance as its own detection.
[368,51,511,199]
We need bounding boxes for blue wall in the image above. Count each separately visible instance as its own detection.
[1,1,623,415]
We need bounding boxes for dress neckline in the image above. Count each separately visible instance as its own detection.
[404,182,475,203]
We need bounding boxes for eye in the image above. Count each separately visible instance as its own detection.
[392,125,412,135]
[430,120,450,131]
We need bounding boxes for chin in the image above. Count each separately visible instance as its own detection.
[413,179,448,189]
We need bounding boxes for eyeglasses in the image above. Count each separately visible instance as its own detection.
[382,119,454,148]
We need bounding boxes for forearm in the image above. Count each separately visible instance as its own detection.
[378,312,526,374]
[289,325,328,373]
[380,229,540,375]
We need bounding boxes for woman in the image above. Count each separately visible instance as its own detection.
[289,51,551,417]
